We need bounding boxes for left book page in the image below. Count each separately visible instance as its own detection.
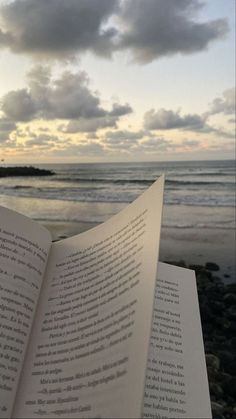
[0,207,52,418]
[13,176,164,419]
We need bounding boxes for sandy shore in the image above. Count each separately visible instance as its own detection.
[42,220,99,240]
[40,220,235,281]
[159,227,235,282]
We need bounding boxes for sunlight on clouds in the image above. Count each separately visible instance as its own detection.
[0,1,234,162]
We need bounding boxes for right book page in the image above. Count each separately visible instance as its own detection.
[143,262,212,419]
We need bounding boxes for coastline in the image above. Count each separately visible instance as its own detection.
[40,220,235,281]
[160,226,235,282]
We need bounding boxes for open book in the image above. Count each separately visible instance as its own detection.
[0,176,211,418]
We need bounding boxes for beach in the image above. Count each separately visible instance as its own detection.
[1,160,235,280]
[41,219,235,282]
[0,160,235,418]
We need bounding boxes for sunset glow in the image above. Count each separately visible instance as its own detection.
[0,0,235,163]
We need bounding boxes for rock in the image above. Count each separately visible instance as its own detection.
[225,320,236,336]
[206,354,220,371]
[223,293,236,306]
[225,306,236,321]
[199,303,214,323]
[209,301,224,316]
[196,272,212,288]
[164,260,186,267]
[206,365,220,381]
[218,372,232,387]
[215,316,228,329]
[225,283,236,293]
[205,262,220,271]
[218,351,236,375]
[0,166,54,177]
[211,401,224,415]
[222,376,236,398]
[214,334,226,344]
[212,276,222,283]
[230,336,236,349]
[189,264,205,274]
[210,382,224,398]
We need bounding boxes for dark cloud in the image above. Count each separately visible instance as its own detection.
[209,126,235,139]
[117,0,228,63]
[1,89,37,121]
[0,66,132,124]
[76,141,105,155]
[109,103,133,117]
[103,130,144,150]
[105,130,145,141]
[181,139,199,147]
[0,0,118,58]
[140,137,171,152]
[208,87,235,115]
[0,117,16,142]
[59,116,118,133]
[0,0,229,63]
[24,134,57,147]
[144,108,206,131]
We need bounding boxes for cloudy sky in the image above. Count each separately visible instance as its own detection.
[0,0,235,163]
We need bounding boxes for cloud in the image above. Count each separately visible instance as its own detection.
[1,89,37,121]
[0,117,16,142]
[144,108,206,131]
[105,130,145,141]
[208,87,235,115]
[109,103,133,117]
[24,134,58,147]
[0,0,118,58]
[0,0,229,63]
[117,0,229,63]
[102,130,143,151]
[181,139,199,147]
[59,116,118,133]
[58,104,132,133]
[0,66,132,124]
[76,141,105,155]
[140,137,172,152]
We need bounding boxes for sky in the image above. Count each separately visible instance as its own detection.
[0,0,235,163]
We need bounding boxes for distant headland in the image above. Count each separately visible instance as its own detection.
[0,166,54,177]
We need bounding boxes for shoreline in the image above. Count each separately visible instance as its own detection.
[40,220,235,281]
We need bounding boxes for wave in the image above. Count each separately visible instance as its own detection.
[31,215,235,230]
[53,177,235,187]
[0,188,235,207]
[12,185,36,190]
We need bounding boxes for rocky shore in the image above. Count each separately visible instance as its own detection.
[0,166,54,177]
[167,260,236,419]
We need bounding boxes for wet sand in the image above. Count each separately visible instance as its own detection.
[159,227,235,281]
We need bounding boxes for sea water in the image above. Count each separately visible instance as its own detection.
[0,160,235,230]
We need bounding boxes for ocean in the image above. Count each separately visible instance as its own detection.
[0,160,235,229]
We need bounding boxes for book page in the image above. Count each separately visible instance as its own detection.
[0,207,51,419]
[13,176,164,419]
[143,262,212,419]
